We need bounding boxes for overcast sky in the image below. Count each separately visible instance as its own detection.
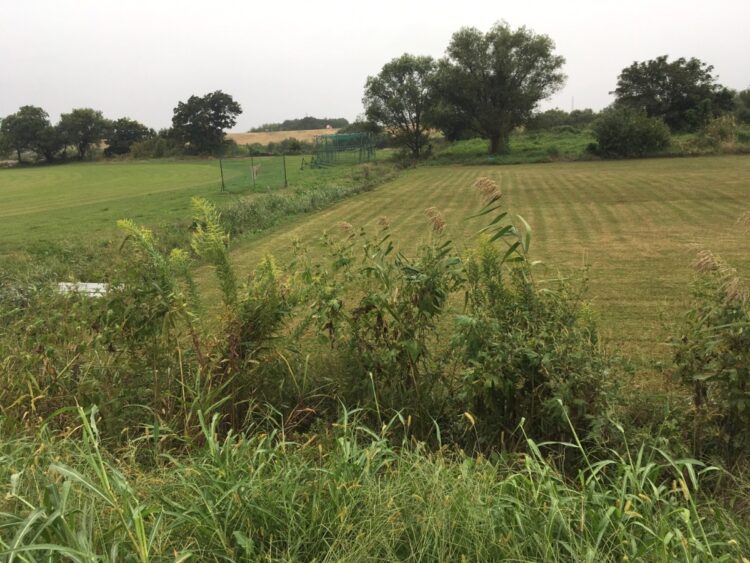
[2,0,749,132]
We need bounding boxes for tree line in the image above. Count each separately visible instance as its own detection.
[249,116,350,132]
[0,91,242,163]
[362,22,750,157]
[3,22,749,164]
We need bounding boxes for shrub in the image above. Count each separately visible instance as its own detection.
[592,108,671,158]
[129,136,183,159]
[673,250,750,459]
[450,182,608,448]
[549,124,579,134]
[304,217,463,426]
[300,177,610,448]
[699,114,738,149]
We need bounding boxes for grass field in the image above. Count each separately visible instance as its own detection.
[3,153,748,356]
[208,155,750,357]
[0,156,352,254]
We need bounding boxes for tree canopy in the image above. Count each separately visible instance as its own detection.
[526,108,597,131]
[58,108,108,160]
[432,23,566,154]
[0,106,51,162]
[736,88,750,124]
[172,91,242,154]
[105,117,154,156]
[32,125,66,163]
[250,116,349,132]
[613,56,734,132]
[363,54,436,157]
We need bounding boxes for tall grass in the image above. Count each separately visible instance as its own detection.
[221,162,396,237]
[1,407,748,561]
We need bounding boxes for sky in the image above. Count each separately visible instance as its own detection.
[2,0,749,132]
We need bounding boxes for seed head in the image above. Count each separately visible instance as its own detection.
[473,177,502,204]
[336,221,353,233]
[693,250,719,273]
[723,275,748,306]
[424,207,446,233]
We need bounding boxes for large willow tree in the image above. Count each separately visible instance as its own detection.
[433,23,566,155]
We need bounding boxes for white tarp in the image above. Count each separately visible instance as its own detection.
[57,282,109,297]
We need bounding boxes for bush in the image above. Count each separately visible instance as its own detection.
[453,236,607,449]
[673,250,750,459]
[592,108,671,158]
[301,177,610,448]
[130,136,183,159]
[699,114,738,149]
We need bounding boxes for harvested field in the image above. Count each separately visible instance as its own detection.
[228,128,340,145]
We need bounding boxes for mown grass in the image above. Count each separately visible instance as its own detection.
[0,156,358,255]
[205,155,750,358]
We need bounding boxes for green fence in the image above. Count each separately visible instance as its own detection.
[311,133,376,167]
[218,156,288,193]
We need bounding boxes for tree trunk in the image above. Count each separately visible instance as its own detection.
[488,130,510,155]
[412,142,421,158]
[16,148,22,163]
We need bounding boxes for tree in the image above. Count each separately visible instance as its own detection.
[58,108,108,160]
[172,91,242,154]
[428,101,477,141]
[526,108,570,131]
[526,108,598,131]
[105,117,154,156]
[363,54,436,157]
[432,23,566,154]
[736,88,750,124]
[32,125,66,163]
[338,116,383,135]
[0,106,51,162]
[613,56,735,132]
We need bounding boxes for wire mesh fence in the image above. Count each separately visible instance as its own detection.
[219,156,288,193]
[310,133,376,167]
